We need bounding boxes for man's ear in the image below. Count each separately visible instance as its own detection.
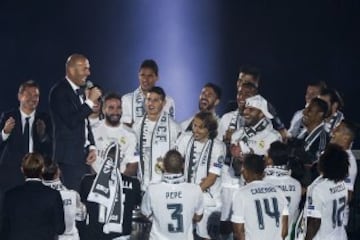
[214,98,220,106]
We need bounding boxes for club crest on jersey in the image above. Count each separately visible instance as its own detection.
[119,136,126,145]
[258,140,265,149]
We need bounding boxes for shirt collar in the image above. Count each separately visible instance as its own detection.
[19,108,35,121]
[66,76,80,91]
[25,178,42,182]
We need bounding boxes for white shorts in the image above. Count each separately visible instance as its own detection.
[220,187,237,221]
[196,205,221,239]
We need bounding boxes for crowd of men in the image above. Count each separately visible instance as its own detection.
[0,53,358,240]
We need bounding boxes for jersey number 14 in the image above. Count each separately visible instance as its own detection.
[255,197,280,230]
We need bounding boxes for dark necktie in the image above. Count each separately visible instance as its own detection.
[76,88,86,101]
[23,117,30,153]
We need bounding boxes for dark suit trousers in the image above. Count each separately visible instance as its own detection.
[59,162,91,192]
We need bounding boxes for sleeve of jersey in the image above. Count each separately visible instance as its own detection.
[124,132,140,164]
[306,188,322,219]
[121,94,132,124]
[209,142,226,176]
[345,156,358,192]
[140,189,152,218]
[165,96,176,119]
[279,192,289,216]
[231,190,245,223]
[195,186,205,215]
[174,134,186,156]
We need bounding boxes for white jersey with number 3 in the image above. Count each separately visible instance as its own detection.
[141,177,204,240]
[305,176,348,240]
[231,180,289,240]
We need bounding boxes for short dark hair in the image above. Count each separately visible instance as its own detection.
[148,86,166,101]
[140,59,159,76]
[239,82,258,92]
[204,82,222,100]
[194,111,218,139]
[311,97,329,119]
[42,161,59,181]
[18,80,39,94]
[22,153,44,178]
[339,120,358,142]
[318,143,349,182]
[268,141,288,166]
[320,88,344,110]
[163,150,184,174]
[239,65,261,81]
[307,80,327,93]
[103,92,122,103]
[243,154,265,175]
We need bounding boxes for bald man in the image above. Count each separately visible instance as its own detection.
[49,53,101,191]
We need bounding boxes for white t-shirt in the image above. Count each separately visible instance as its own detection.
[92,122,139,173]
[231,180,289,240]
[175,132,225,203]
[304,176,348,240]
[141,176,204,240]
[263,166,302,239]
[121,88,175,125]
[133,115,181,190]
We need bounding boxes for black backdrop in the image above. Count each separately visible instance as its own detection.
[0,0,359,146]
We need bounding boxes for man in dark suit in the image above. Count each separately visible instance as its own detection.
[0,80,52,225]
[0,152,65,240]
[49,53,101,191]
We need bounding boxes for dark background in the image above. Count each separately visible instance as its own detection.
[0,0,359,145]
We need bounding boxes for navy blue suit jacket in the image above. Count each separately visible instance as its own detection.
[49,79,94,165]
[0,180,65,240]
[0,109,52,190]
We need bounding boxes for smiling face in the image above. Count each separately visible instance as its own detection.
[243,107,264,127]
[104,98,122,126]
[192,117,210,142]
[198,86,219,112]
[145,92,165,119]
[67,58,90,87]
[236,85,257,112]
[18,86,40,114]
[139,67,158,92]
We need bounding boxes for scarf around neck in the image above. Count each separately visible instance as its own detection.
[87,142,124,234]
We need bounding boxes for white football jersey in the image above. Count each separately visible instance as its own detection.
[175,132,225,202]
[133,116,181,190]
[218,110,245,188]
[121,88,175,125]
[231,120,282,156]
[141,177,204,240]
[92,122,139,173]
[43,180,86,240]
[305,176,348,240]
[231,180,289,240]
[263,166,302,239]
[345,150,357,192]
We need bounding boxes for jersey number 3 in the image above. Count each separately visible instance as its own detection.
[167,203,184,233]
[255,197,280,230]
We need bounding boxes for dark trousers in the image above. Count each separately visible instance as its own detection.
[59,162,91,192]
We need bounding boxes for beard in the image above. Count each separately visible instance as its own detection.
[105,114,121,127]
[198,100,215,112]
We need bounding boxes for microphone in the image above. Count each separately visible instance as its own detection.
[85,80,102,102]
[85,80,94,89]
